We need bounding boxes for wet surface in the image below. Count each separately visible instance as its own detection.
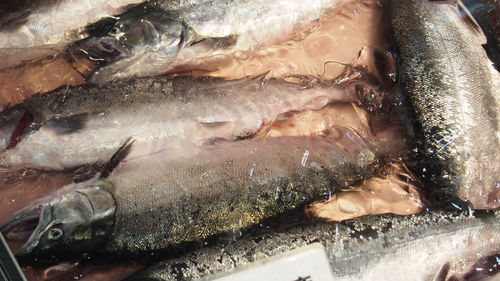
[0,0,498,280]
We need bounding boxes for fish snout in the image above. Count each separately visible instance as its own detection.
[0,203,50,261]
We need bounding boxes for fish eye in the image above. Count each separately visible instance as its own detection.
[48,227,63,240]
[109,26,121,36]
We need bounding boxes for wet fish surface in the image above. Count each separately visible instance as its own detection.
[1,123,391,263]
[125,211,500,281]
[391,0,500,209]
[80,0,348,82]
[0,76,359,171]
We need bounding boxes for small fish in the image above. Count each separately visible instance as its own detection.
[0,121,394,264]
[390,0,500,209]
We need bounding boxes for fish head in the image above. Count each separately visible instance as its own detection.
[0,181,116,264]
[71,4,195,82]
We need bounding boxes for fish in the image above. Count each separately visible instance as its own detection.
[0,75,363,171]
[0,0,145,49]
[0,119,397,264]
[124,211,500,281]
[390,0,500,209]
[76,0,349,82]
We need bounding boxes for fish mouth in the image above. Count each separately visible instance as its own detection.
[0,204,50,257]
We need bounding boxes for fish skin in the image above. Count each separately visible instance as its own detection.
[85,0,348,82]
[126,211,500,281]
[390,0,500,209]
[0,76,354,171]
[1,129,384,263]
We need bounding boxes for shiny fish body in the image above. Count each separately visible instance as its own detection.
[0,76,352,170]
[391,0,500,209]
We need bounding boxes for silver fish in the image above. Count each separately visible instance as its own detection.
[0,76,357,171]
[391,0,500,209]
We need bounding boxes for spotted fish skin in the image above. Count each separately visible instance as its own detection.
[391,0,500,209]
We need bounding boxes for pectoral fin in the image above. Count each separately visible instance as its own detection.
[99,137,135,179]
[45,113,89,135]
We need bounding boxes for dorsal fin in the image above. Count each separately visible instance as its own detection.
[99,137,134,179]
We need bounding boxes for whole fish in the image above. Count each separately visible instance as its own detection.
[125,211,500,281]
[77,0,348,82]
[1,125,390,263]
[0,76,357,171]
[390,0,500,209]
[0,0,145,48]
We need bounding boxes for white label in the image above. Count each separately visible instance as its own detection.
[210,243,335,281]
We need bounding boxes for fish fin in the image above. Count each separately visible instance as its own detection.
[190,34,238,50]
[251,70,271,83]
[6,111,34,150]
[45,113,88,135]
[210,35,238,49]
[73,164,101,183]
[99,138,134,179]
[433,262,451,281]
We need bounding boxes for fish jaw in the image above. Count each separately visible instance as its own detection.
[0,181,117,265]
